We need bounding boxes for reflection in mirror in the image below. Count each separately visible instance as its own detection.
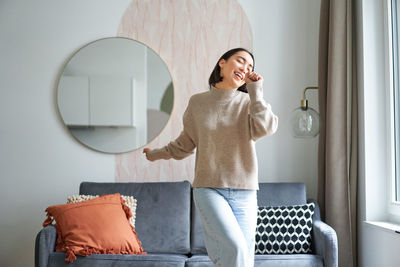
[57,37,174,153]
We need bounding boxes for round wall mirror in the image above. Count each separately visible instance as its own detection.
[57,37,174,153]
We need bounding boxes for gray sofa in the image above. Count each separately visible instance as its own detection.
[35,181,338,267]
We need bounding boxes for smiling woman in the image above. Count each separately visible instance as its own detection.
[143,48,278,267]
[56,37,174,153]
[208,48,257,93]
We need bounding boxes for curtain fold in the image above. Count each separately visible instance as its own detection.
[318,0,358,266]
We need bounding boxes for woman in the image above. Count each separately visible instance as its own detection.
[143,48,278,267]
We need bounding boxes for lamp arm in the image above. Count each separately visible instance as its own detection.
[301,86,319,109]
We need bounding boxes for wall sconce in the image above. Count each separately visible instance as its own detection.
[290,86,319,138]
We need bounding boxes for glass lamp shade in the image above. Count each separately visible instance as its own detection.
[290,107,320,138]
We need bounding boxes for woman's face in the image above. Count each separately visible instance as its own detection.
[218,51,254,88]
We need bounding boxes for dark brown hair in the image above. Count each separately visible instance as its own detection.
[208,48,255,93]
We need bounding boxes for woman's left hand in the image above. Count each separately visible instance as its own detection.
[143,148,155,161]
[245,71,263,83]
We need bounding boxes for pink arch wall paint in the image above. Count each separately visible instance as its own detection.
[115,0,252,182]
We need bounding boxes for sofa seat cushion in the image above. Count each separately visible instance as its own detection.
[254,254,323,267]
[185,254,323,267]
[185,255,213,267]
[48,252,187,267]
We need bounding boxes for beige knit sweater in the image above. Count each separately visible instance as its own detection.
[147,80,278,190]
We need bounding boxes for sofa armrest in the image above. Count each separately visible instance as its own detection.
[312,220,338,267]
[35,225,57,267]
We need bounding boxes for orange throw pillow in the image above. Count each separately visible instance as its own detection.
[42,193,146,263]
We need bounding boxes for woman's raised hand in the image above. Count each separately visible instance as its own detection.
[245,71,263,83]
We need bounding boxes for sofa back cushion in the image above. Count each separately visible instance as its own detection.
[190,182,307,255]
[79,181,191,254]
[257,183,307,206]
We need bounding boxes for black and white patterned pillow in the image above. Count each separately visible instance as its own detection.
[255,203,315,254]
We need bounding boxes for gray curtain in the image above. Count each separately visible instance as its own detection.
[318,0,358,266]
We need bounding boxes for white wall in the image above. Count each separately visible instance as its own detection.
[0,0,320,266]
[0,1,130,266]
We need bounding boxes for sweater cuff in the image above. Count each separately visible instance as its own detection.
[246,80,264,102]
[147,147,172,161]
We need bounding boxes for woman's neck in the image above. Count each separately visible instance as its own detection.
[214,81,237,90]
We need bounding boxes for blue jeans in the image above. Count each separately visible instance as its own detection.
[193,187,258,267]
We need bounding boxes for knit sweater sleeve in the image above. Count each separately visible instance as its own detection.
[247,80,279,141]
[146,99,196,161]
